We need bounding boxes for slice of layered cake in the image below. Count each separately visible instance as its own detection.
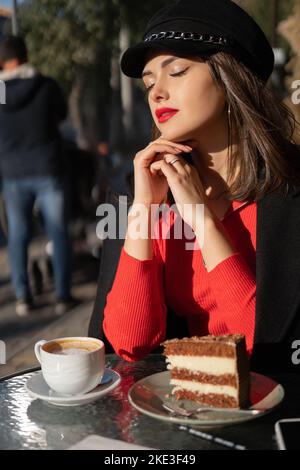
[162,334,250,408]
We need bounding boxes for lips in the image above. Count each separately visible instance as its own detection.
[155,108,179,123]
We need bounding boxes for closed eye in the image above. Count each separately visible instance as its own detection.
[144,67,189,95]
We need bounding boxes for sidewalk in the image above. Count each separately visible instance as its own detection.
[0,235,100,378]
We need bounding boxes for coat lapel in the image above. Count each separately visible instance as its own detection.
[255,185,300,344]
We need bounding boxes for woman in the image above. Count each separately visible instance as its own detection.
[102,0,300,370]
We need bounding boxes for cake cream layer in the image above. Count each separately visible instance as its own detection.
[171,379,238,399]
[166,355,236,375]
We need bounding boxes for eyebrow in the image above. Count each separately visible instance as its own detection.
[142,57,180,78]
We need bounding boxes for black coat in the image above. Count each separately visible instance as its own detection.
[89,174,300,373]
[0,73,67,179]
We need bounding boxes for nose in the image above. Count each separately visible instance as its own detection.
[149,79,169,103]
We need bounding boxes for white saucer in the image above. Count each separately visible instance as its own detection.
[26,368,121,406]
[128,371,285,427]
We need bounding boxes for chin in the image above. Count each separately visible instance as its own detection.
[158,117,203,142]
[160,127,197,143]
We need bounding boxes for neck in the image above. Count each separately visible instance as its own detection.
[3,59,22,71]
[190,112,237,200]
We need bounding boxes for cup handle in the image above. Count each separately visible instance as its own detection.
[34,340,47,363]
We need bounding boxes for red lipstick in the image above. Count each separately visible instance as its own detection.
[155,108,179,123]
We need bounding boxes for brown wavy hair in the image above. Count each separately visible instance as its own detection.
[152,52,300,203]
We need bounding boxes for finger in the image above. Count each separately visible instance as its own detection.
[145,144,182,156]
[157,140,193,153]
[154,158,180,181]
[150,155,188,176]
[150,160,162,171]
[163,155,190,175]
[135,144,183,168]
[149,139,193,153]
[157,137,197,152]
[150,159,171,174]
[149,160,166,176]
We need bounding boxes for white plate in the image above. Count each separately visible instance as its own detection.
[128,371,284,427]
[26,368,121,406]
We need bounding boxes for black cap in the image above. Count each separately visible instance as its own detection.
[121,0,274,83]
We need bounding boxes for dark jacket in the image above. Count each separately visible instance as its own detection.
[89,173,300,374]
[0,65,67,179]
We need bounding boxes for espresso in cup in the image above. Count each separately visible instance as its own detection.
[51,348,90,355]
[35,337,105,396]
[44,339,100,355]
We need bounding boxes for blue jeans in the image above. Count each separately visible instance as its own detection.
[2,176,72,301]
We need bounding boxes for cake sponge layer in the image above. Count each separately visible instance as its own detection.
[173,388,239,408]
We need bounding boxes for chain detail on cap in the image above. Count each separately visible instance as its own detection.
[144,31,229,45]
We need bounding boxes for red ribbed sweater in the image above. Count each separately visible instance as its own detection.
[103,200,257,361]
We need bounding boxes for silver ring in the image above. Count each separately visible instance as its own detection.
[169,158,180,165]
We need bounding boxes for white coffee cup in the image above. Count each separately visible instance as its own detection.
[34,336,105,395]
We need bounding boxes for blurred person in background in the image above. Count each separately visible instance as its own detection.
[0,35,73,316]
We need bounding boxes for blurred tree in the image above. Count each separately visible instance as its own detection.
[17,0,170,152]
[235,0,293,47]
[19,0,117,92]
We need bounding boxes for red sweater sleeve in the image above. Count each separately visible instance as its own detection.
[207,253,256,354]
[103,242,167,362]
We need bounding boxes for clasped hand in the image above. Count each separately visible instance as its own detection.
[149,140,211,232]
